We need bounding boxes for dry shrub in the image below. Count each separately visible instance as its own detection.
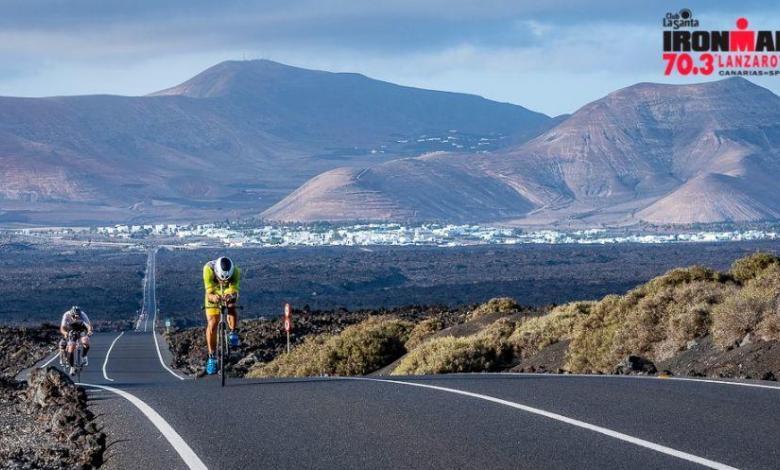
[404,318,444,350]
[247,335,329,377]
[626,266,722,301]
[392,336,498,375]
[618,281,733,361]
[248,316,412,377]
[468,297,520,321]
[757,301,780,341]
[508,302,591,358]
[712,264,780,347]
[567,266,732,372]
[729,252,780,283]
[393,318,515,375]
[565,295,624,373]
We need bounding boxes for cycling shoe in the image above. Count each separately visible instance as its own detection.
[206,356,218,375]
[228,331,240,348]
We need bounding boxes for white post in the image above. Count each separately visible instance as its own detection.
[284,303,292,354]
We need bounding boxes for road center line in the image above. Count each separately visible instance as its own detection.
[78,382,207,470]
[102,331,124,382]
[352,377,738,470]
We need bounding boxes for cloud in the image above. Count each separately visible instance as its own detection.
[0,0,778,115]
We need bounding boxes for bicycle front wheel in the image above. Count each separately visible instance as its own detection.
[218,322,226,387]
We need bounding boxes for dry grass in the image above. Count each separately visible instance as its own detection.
[404,318,444,350]
[468,297,520,321]
[247,316,412,377]
[392,317,516,375]
[712,264,780,347]
[729,252,780,283]
[508,302,591,359]
[566,266,734,373]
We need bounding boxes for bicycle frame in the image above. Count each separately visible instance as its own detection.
[217,302,230,387]
[206,283,241,386]
[66,330,85,382]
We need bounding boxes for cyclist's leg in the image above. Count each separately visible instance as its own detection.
[80,333,90,356]
[58,338,67,365]
[205,311,219,355]
[66,335,76,367]
[226,305,239,331]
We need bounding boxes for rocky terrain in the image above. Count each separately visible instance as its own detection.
[0,59,551,225]
[166,253,780,383]
[0,243,145,324]
[0,325,105,469]
[266,77,780,226]
[156,240,780,322]
[0,369,105,469]
[0,324,59,376]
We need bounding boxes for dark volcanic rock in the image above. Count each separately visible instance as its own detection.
[511,340,570,374]
[0,324,59,377]
[658,336,780,381]
[1,368,104,469]
[615,356,658,375]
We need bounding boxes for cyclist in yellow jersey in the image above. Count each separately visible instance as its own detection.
[203,257,241,375]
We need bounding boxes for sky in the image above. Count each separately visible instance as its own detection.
[0,0,778,116]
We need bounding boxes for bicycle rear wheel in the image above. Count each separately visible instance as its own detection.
[75,347,82,382]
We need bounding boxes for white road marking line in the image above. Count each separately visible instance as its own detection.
[152,289,185,380]
[40,351,60,368]
[666,376,780,390]
[78,382,207,470]
[353,378,738,470]
[141,248,184,380]
[495,372,780,391]
[102,332,124,382]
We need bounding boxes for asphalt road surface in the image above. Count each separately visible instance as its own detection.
[29,250,780,470]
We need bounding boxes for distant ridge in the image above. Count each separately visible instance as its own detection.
[263,77,780,225]
[0,60,552,225]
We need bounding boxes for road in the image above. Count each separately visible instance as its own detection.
[31,250,780,469]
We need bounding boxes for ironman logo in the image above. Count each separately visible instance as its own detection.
[662,10,780,77]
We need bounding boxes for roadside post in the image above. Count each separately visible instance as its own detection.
[165,318,171,334]
[284,303,292,353]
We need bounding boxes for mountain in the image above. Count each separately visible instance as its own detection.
[263,78,780,225]
[0,60,552,225]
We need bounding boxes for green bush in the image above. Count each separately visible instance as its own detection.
[247,316,412,377]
